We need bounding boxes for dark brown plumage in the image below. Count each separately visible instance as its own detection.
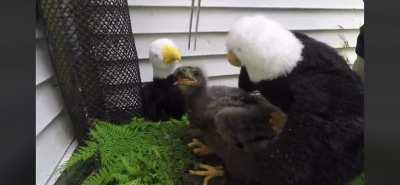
[142,75,186,122]
[173,66,287,185]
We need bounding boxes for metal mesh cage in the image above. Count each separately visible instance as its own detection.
[38,0,144,142]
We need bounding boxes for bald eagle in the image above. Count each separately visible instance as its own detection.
[142,38,186,121]
[173,66,287,185]
[224,15,364,185]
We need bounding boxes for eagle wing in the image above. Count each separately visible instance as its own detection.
[213,105,276,153]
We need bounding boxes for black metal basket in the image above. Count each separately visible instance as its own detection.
[38,0,143,142]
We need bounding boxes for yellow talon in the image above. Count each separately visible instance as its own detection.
[189,163,224,185]
[188,138,213,156]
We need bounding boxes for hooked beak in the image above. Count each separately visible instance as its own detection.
[226,50,241,67]
[162,45,182,64]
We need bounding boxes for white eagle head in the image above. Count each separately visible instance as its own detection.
[225,15,304,82]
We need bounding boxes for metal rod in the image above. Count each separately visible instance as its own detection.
[194,0,202,50]
[188,0,196,50]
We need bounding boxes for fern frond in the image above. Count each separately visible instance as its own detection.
[63,141,98,170]
[63,116,193,185]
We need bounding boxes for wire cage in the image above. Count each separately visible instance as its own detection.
[38,0,144,142]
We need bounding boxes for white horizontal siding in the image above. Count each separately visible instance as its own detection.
[36,39,53,85]
[130,7,363,34]
[45,140,79,185]
[36,81,64,135]
[208,75,239,87]
[35,10,363,39]
[36,1,363,184]
[36,112,75,185]
[36,24,76,185]
[128,0,364,9]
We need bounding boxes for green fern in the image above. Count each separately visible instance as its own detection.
[63,141,98,170]
[63,116,193,185]
[350,173,365,185]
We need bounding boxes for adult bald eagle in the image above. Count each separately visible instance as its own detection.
[173,66,287,185]
[142,38,186,121]
[224,15,364,185]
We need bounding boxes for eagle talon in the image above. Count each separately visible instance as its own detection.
[188,138,213,156]
[189,163,224,185]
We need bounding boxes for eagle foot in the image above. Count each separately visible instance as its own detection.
[188,138,213,156]
[189,163,224,185]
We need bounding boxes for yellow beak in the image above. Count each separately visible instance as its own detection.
[162,45,182,64]
[226,50,241,67]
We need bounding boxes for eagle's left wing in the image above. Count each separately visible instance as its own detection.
[214,106,278,153]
